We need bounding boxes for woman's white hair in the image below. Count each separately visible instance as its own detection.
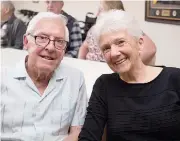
[26,12,69,42]
[94,10,143,44]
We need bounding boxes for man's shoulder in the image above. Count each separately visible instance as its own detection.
[1,66,16,86]
[12,16,26,26]
[62,11,77,22]
[1,59,26,78]
[56,63,84,79]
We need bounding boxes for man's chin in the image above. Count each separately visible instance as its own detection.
[35,67,54,81]
[40,66,54,73]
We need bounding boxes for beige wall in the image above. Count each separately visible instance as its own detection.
[13,1,100,21]
[13,1,180,67]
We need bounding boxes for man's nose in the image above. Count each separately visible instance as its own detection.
[45,40,56,52]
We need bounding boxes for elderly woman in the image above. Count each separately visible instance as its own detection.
[79,10,180,141]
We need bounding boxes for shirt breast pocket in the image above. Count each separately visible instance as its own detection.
[50,106,75,130]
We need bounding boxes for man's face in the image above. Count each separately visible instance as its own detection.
[0,4,7,19]
[46,0,63,14]
[99,30,143,73]
[23,18,66,74]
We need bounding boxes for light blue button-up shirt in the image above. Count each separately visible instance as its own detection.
[1,57,88,141]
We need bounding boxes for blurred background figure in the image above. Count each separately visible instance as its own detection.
[46,0,82,58]
[78,0,156,66]
[1,0,27,49]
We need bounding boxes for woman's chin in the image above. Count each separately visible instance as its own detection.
[115,65,131,74]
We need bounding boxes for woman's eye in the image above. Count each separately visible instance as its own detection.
[116,40,125,46]
[103,47,111,53]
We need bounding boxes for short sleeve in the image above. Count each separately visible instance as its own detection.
[71,74,88,126]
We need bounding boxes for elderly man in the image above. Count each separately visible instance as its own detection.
[1,0,27,49]
[46,0,82,58]
[1,12,88,141]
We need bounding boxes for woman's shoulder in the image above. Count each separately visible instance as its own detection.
[160,66,180,90]
[96,73,119,83]
[163,66,180,77]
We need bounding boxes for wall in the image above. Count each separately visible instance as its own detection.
[13,1,100,21]
[13,1,180,67]
[122,1,180,67]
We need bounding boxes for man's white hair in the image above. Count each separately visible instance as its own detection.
[26,12,69,42]
[94,10,143,44]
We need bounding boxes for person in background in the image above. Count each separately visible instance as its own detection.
[78,0,156,65]
[46,0,82,58]
[1,12,88,141]
[1,0,27,49]
[79,10,180,141]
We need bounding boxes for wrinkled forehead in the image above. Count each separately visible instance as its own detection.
[99,30,128,46]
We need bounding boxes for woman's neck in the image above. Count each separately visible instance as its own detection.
[120,61,148,83]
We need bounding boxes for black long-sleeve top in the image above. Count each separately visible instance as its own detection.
[79,67,180,141]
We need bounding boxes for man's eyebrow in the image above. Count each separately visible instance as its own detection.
[35,33,65,39]
[35,33,49,36]
[54,37,65,40]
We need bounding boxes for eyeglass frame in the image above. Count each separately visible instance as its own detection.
[28,33,68,50]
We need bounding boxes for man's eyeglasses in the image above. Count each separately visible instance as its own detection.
[28,34,68,50]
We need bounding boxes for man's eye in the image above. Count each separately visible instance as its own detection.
[57,40,64,44]
[39,36,48,40]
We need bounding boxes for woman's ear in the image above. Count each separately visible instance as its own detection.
[23,35,29,50]
[138,37,144,55]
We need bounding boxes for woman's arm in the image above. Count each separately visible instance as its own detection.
[79,76,108,141]
[78,40,89,59]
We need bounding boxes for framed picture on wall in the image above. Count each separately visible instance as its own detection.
[145,0,180,25]
[32,0,39,3]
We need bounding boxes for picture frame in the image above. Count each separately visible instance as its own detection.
[32,0,39,3]
[145,1,180,25]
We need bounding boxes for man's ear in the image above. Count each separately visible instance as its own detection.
[23,35,29,50]
[60,1,64,8]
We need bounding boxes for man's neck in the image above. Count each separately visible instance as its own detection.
[1,13,12,23]
[26,61,53,95]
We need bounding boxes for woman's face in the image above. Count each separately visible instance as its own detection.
[99,30,143,73]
